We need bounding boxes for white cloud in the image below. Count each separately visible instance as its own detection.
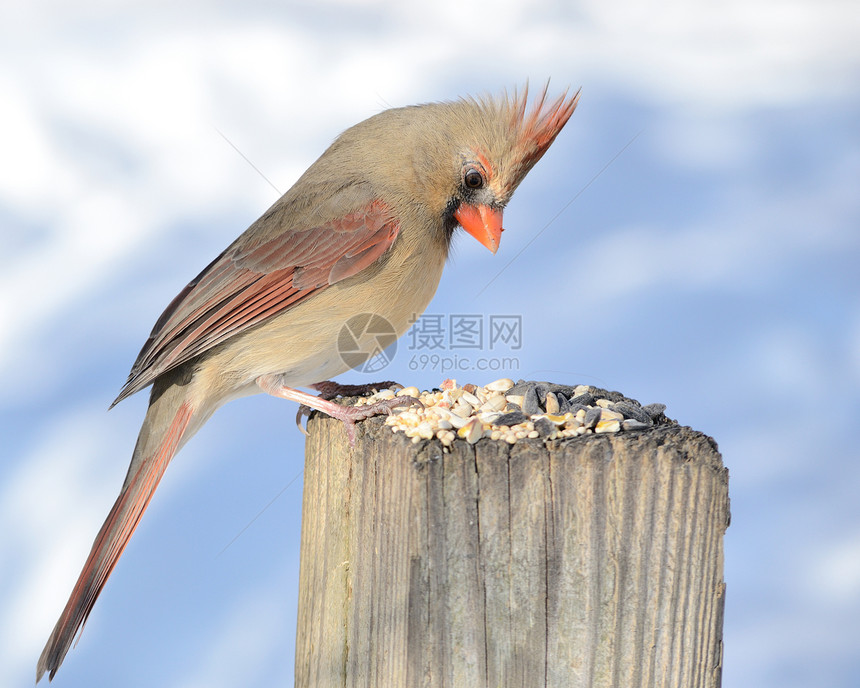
[0,3,858,685]
[573,0,859,107]
[2,0,858,377]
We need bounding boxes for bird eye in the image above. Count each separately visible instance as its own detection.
[463,168,484,190]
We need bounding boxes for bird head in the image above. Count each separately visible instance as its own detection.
[303,86,579,256]
[424,85,581,254]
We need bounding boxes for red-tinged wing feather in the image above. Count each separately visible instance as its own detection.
[113,196,399,405]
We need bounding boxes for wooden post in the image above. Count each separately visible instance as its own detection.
[294,410,729,688]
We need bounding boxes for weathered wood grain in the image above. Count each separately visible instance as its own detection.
[294,413,728,688]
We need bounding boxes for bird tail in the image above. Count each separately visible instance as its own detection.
[36,378,199,683]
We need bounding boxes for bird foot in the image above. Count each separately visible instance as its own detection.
[309,380,403,400]
[257,375,421,446]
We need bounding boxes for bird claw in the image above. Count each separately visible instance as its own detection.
[327,396,423,447]
[294,405,312,436]
[354,395,423,421]
[264,374,422,446]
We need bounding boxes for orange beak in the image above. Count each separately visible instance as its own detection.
[454,204,504,254]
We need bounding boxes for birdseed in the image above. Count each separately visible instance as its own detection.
[348,378,672,451]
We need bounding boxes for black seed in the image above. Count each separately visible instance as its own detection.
[522,385,542,415]
[534,417,555,437]
[613,402,653,425]
[547,383,579,398]
[642,403,667,419]
[507,380,532,396]
[583,406,602,429]
[569,392,594,407]
[494,411,529,426]
[556,393,571,414]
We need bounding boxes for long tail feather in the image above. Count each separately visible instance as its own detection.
[36,382,196,683]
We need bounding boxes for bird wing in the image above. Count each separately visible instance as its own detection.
[113,188,399,405]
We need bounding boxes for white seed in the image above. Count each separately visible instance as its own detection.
[595,398,613,408]
[527,430,540,438]
[458,418,483,444]
[397,386,420,398]
[486,378,515,393]
[479,395,507,412]
[399,410,420,424]
[427,406,452,419]
[478,411,500,424]
[505,394,524,407]
[447,414,471,429]
[375,389,395,400]
[599,409,624,422]
[416,422,435,440]
[574,385,590,396]
[452,402,473,418]
[595,419,621,434]
[545,392,560,415]
[461,391,481,407]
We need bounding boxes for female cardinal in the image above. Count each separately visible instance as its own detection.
[36,86,579,681]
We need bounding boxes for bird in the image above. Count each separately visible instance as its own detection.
[36,84,579,682]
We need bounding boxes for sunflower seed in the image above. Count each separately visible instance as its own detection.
[642,403,667,419]
[555,393,571,414]
[583,406,602,429]
[568,392,594,407]
[613,401,653,425]
[534,417,556,438]
[522,385,542,414]
[494,410,529,426]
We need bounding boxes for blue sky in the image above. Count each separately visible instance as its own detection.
[1,1,859,686]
